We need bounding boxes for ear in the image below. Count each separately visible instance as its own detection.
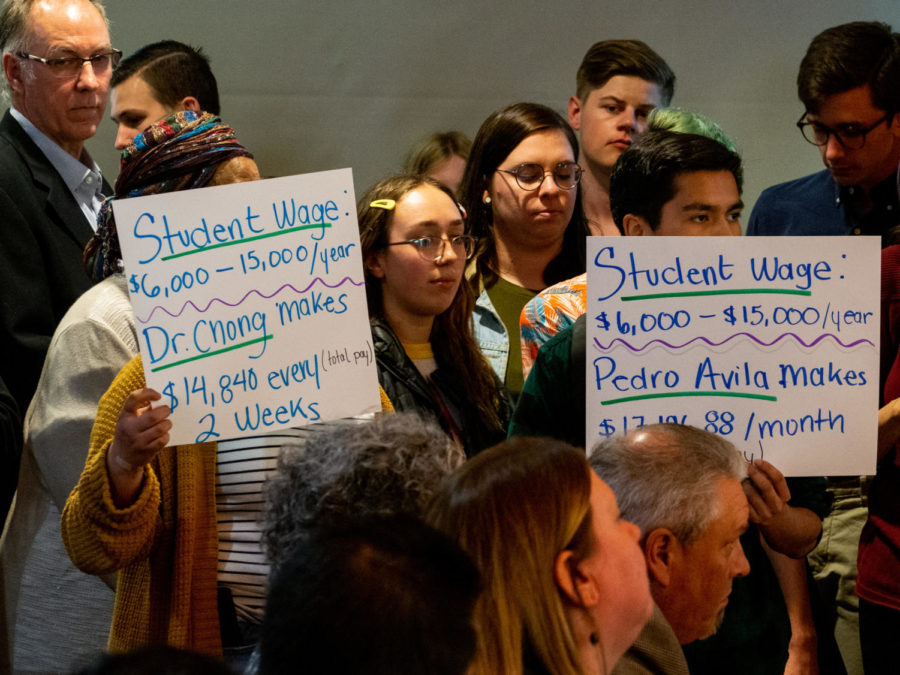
[3,52,23,95]
[568,96,583,131]
[888,111,900,140]
[623,214,653,237]
[179,96,202,113]
[554,550,600,608]
[644,528,677,587]
[366,252,386,280]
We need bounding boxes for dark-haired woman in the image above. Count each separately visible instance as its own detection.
[459,102,588,399]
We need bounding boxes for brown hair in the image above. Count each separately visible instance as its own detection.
[404,131,472,177]
[358,174,505,432]
[425,437,594,675]
[458,102,588,291]
[575,39,675,103]
[111,40,220,115]
[798,21,900,115]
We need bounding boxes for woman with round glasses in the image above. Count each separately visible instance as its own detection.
[359,175,510,457]
[460,102,588,398]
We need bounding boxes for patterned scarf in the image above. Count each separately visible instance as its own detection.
[84,110,254,281]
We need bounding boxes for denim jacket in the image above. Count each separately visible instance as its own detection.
[472,287,507,383]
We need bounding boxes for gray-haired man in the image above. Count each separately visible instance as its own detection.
[591,424,750,674]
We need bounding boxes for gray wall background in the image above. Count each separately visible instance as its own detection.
[89,1,899,218]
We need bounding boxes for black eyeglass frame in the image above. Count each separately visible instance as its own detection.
[796,111,893,150]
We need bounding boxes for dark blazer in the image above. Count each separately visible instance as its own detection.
[0,373,20,523]
[0,109,107,415]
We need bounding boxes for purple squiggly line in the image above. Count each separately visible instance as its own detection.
[136,276,364,324]
[592,331,875,353]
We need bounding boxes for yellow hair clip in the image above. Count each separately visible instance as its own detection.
[369,199,396,210]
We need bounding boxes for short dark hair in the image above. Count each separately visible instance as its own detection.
[112,40,220,115]
[576,39,675,104]
[259,515,480,675]
[610,130,743,231]
[798,21,900,115]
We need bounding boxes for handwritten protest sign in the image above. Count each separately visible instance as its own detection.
[586,236,880,476]
[114,168,380,446]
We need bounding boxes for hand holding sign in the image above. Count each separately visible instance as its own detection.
[106,388,171,507]
[743,459,791,524]
[115,169,380,445]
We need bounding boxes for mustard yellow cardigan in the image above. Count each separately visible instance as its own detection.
[62,354,221,654]
[62,354,393,655]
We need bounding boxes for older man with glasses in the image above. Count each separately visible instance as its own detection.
[747,21,900,675]
[0,0,115,521]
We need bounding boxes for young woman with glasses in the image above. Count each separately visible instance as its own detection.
[359,175,511,457]
[460,102,589,399]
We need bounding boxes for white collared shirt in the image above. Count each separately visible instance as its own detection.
[10,107,105,231]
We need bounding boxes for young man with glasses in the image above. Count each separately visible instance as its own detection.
[0,0,113,520]
[748,22,900,241]
[747,21,900,675]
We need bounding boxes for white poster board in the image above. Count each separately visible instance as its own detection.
[114,168,380,445]
[585,236,880,476]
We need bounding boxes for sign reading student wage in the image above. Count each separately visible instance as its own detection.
[585,236,880,476]
[115,168,380,446]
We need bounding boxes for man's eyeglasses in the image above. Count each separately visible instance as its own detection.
[796,112,893,150]
[16,49,122,79]
[496,161,583,191]
[384,235,477,261]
